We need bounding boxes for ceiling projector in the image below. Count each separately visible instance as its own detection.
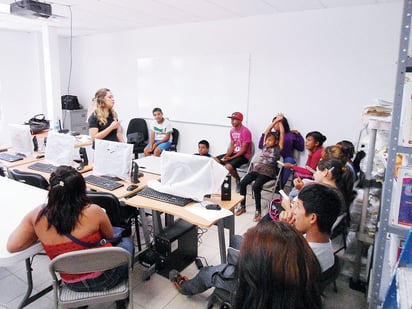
[10,0,52,18]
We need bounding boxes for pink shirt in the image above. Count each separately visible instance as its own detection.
[293,147,324,179]
[230,125,252,160]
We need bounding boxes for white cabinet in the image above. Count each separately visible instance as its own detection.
[62,109,88,135]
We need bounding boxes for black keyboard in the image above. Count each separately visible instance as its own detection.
[84,174,124,191]
[0,152,24,162]
[28,162,57,173]
[136,187,193,206]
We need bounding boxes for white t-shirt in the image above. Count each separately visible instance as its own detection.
[308,240,334,272]
[150,118,173,142]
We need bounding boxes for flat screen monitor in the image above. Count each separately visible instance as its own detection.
[93,139,133,181]
[7,124,33,156]
[45,131,76,166]
[148,151,228,201]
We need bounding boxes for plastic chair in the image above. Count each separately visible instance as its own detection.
[126,118,149,158]
[8,169,49,190]
[49,247,133,309]
[87,191,141,251]
[169,128,179,152]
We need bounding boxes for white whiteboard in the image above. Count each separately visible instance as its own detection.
[137,54,250,126]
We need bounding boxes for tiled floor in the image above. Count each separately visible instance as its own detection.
[0,189,368,309]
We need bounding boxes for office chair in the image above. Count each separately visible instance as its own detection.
[87,191,142,251]
[168,128,179,152]
[330,213,349,254]
[126,118,149,158]
[0,164,5,177]
[8,169,49,190]
[321,254,340,294]
[49,247,133,309]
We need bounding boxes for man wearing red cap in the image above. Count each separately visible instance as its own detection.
[215,112,252,192]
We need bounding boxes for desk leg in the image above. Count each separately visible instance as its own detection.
[224,214,235,243]
[18,257,53,309]
[152,211,163,235]
[217,219,226,264]
[138,208,151,248]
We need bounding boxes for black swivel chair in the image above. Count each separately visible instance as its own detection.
[8,169,49,190]
[168,128,179,152]
[126,118,149,158]
[87,191,142,251]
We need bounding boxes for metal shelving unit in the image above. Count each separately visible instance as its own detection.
[368,1,412,308]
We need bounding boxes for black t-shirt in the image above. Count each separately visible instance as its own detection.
[88,111,119,142]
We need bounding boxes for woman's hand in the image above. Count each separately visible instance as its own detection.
[283,162,294,169]
[109,120,121,131]
[293,177,305,190]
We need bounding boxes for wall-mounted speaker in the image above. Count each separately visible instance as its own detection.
[131,161,139,184]
[221,174,231,201]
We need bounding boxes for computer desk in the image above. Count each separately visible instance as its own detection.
[11,159,93,180]
[0,151,44,169]
[81,170,160,199]
[9,162,153,199]
[125,186,244,264]
[0,176,50,308]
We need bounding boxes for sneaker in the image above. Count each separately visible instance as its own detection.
[169,269,188,293]
[235,205,246,216]
[253,211,261,222]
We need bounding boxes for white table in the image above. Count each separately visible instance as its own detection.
[0,177,48,308]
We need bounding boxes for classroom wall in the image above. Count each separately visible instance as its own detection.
[61,2,402,160]
[0,30,45,145]
[0,3,402,161]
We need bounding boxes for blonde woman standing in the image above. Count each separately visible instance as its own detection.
[88,88,125,143]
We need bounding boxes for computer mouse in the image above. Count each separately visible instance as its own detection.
[127,184,138,191]
[206,204,221,210]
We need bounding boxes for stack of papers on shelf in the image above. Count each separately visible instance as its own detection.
[363,99,392,117]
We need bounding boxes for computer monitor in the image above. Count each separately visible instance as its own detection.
[7,124,33,156]
[93,139,133,181]
[149,151,228,201]
[45,131,76,166]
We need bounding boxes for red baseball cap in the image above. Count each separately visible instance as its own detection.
[227,112,243,121]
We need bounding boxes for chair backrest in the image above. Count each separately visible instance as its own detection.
[87,191,137,238]
[320,254,340,293]
[126,118,149,143]
[87,191,123,227]
[9,169,49,190]
[48,246,132,308]
[50,246,131,274]
[170,128,179,151]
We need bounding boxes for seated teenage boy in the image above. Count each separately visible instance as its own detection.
[169,183,341,296]
[144,107,173,157]
[214,112,252,192]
